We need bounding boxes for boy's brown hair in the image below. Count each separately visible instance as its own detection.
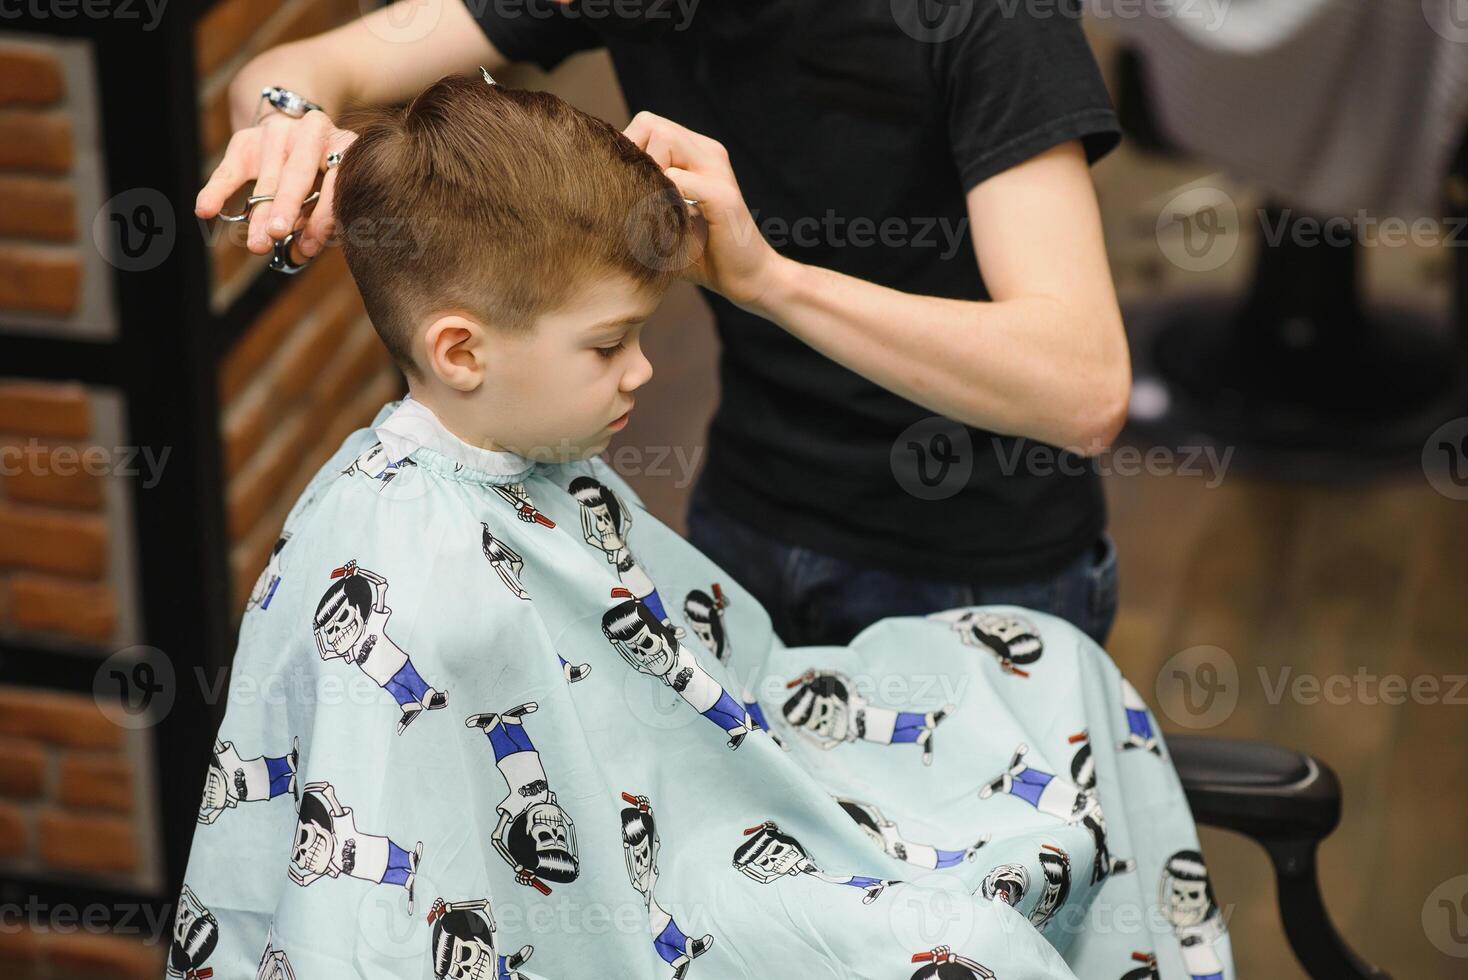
[334,73,693,378]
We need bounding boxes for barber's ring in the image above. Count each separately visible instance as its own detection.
[325,151,343,170]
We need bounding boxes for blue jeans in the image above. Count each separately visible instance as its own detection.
[686,484,1119,649]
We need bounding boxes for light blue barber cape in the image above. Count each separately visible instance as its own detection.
[170,395,1235,980]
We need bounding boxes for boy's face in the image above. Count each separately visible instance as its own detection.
[476,274,661,461]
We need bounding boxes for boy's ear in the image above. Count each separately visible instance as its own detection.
[422,312,488,391]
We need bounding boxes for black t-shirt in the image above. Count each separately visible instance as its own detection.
[467,0,1122,585]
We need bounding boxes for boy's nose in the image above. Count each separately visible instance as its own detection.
[622,346,653,390]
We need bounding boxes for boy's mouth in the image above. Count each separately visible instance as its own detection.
[608,404,633,430]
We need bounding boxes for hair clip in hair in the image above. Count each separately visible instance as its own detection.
[480,66,498,86]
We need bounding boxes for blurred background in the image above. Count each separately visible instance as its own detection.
[0,1,1465,977]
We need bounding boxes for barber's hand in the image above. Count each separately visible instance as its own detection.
[623,112,788,311]
[195,110,357,260]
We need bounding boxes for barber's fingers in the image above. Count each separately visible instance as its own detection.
[248,116,293,252]
[663,167,750,234]
[661,167,721,211]
[195,126,261,219]
[298,127,357,258]
[625,111,732,177]
[266,111,334,242]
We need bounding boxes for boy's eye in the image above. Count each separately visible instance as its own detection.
[594,341,626,359]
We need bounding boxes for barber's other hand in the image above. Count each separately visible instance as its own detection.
[623,112,789,312]
[195,111,358,260]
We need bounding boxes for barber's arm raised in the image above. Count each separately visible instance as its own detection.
[624,112,1132,456]
[195,0,511,262]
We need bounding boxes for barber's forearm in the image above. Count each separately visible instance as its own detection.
[749,258,1131,454]
[227,43,351,131]
[227,0,509,130]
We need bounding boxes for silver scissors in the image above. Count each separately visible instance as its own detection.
[217,190,322,275]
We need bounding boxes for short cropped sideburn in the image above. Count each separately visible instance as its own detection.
[333,74,694,377]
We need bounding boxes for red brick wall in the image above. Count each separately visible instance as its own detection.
[0,43,79,331]
[219,247,403,616]
[0,381,123,646]
[0,2,393,976]
[193,0,406,619]
[0,685,162,978]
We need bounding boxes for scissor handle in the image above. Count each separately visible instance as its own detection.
[217,189,321,223]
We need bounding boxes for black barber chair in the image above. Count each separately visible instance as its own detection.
[1114,48,1467,474]
[1169,736,1389,979]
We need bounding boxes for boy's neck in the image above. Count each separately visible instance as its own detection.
[404,385,514,455]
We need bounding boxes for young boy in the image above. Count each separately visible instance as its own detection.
[169,74,1231,980]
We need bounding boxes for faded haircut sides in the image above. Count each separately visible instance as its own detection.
[333,73,694,379]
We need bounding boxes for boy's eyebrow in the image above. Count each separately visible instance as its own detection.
[585,312,656,334]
